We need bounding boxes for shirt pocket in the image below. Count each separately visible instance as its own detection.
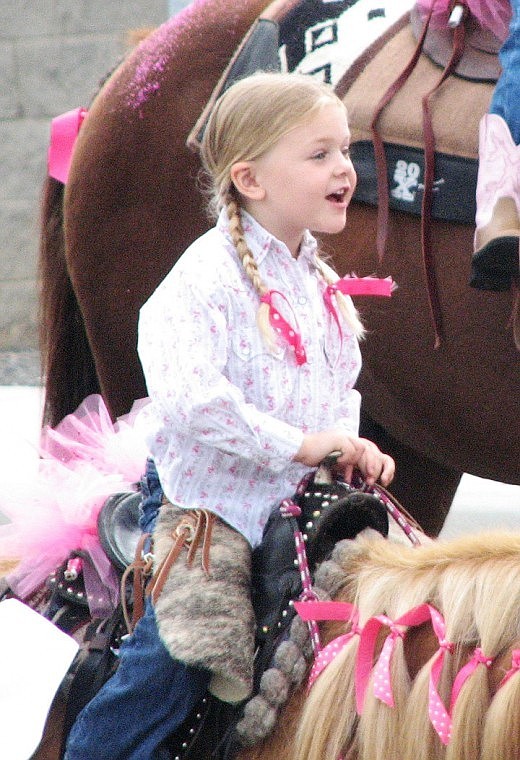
[229,329,296,413]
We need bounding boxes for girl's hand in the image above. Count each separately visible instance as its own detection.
[293,430,395,486]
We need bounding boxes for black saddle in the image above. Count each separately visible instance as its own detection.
[97,491,143,573]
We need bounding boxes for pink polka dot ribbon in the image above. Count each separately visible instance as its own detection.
[355,603,453,724]
[323,276,394,339]
[48,107,88,184]
[499,648,520,688]
[294,600,360,690]
[449,646,493,716]
[261,277,393,365]
[260,290,307,365]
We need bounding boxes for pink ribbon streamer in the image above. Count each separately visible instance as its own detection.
[499,648,520,689]
[323,276,394,340]
[260,290,307,365]
[449,646,493,715]
[294,600,361,690]
[48,106,88,184]
[261,277,393,365]
[355,603,453,727]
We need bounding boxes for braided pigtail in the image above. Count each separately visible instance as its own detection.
[225,195,279,353]
[314,258,365,339]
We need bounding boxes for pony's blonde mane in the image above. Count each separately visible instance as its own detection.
[291,532,520,760]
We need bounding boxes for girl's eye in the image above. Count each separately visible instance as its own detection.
[342,147,351,159]
[312,151,326,160]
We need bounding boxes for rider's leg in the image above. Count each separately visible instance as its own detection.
[64,597,210,760]
[472,0,520,290]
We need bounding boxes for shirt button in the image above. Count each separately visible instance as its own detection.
[298,296,307,305]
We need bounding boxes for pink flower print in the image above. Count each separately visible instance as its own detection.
[199,490,209,500]
[207,465,216,475]
[183,468,194,478]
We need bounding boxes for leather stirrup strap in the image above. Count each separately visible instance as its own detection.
[421,5,467,348]
[148,509,216,606]
[371,6,434,263]
[371,2,469,348]
[120,531,153,633]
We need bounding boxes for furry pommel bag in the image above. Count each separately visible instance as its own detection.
[152,501,255,704]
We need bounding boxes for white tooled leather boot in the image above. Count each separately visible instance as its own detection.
[471,114,520,291]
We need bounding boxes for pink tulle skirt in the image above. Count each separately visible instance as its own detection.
[0,395,150,616]
[416,0,511,42]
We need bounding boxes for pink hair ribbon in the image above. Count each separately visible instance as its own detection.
[449,646,493,716]
[323,276,394,338]
[355,603,452,720]
[260,290,307,365]
[499,648,520,689]
[48,107,88,184]
[294,601,361,690]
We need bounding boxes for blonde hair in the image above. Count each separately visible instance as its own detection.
[199,71,364,346]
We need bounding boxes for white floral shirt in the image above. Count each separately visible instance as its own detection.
[137,210,362,547]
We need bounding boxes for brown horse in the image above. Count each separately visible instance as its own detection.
[39,0,519,538]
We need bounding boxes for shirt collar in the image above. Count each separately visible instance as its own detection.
[216,208,319,268]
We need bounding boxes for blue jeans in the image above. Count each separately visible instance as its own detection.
[65,460,211,760]
[490,0,520,143]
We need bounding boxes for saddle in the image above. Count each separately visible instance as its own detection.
[43,459,393,758]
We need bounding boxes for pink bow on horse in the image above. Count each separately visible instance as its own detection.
[355,602,454,743]
[48,107,88,184]
[294,600,361,690]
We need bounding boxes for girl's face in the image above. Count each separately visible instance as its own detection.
[236,101,356,257]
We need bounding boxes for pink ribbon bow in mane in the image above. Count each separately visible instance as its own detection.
[294,600,361,690]
[355,603,454,737]
[261,276,394,364]
[499,648,520,689]
[449,645,493,717]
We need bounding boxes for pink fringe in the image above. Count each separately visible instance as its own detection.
[0,395,149,615]
[416,0,511,42]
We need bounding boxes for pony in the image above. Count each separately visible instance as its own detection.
[39,0,519,534]
[22,529,520,759]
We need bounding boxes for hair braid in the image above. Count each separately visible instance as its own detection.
[225,196,277,350]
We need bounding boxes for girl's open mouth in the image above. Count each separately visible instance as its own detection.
[327,189,347,205]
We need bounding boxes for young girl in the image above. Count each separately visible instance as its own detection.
[64,71,394,760]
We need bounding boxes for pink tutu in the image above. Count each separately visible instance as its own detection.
[416,0,511,42]
[0,395,150,616]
